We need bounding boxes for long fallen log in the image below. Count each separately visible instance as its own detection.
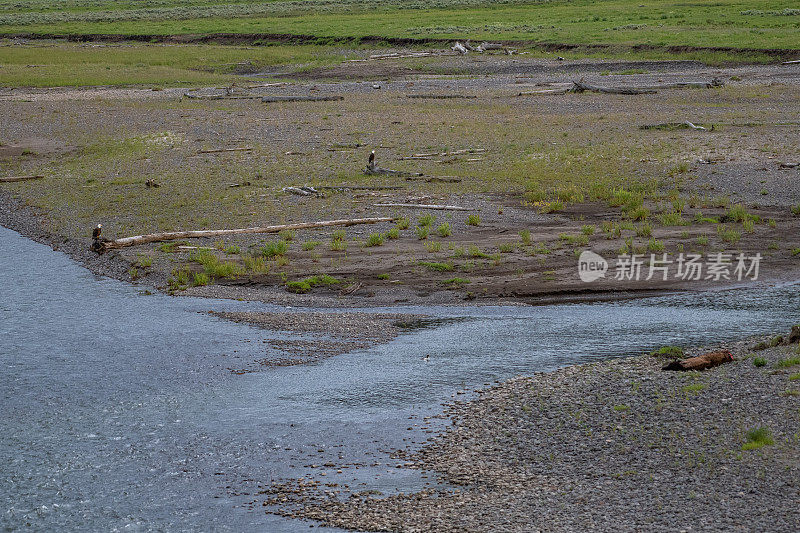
[373,203,470,211]
[405,176,462,183]
[662,350,733,371]
[92,217,394,253]
[262,95,343,103]
[0,175,44,183]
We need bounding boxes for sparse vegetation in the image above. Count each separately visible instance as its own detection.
[419,261,454,272]
[365,232,385,247]
[742,427,774,451]
[437,223,452,238]
[466,214,480,226]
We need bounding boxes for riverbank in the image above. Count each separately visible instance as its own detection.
[272,328,800,531]
[2,58,800,307]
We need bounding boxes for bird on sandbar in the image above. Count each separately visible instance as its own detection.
[368,150,375,167]
[92,223,102,240]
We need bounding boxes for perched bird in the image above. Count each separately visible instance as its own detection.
[92,223,102,240]
[368,150,375,167]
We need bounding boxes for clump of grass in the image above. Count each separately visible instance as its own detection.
[192,272,209,286]
[791,204,800,216]
[168,268,192,291]
[377,273,390,280]
[129,267,139,280]
[775,356,800,369]
[498,242,515,253]
[612,404,630,412]
[243,254,268,274]
[694,212,719,224]
[301,240,321,251]
[425,241,441,253]
[442,277,470,285]
[418,214,436,227]
[716,224,741,244]
[365,232,385,247]
[791,247,800,256]
[419,261,454,272]
[137,255,153,268]
[224,245,241,255]
[468,245,492,259]
[697,234,709,246]
[396,217,410,230]
[752,357,767,367]
[538,199,564,213]
[742,427,774,451]
[789,373,800,381]
[650,345,683,358]
[636,223,652,237]
[531,242,551,255]
[189,250,242,279]
[386,227,400,239]
[647,238,665,252]
[278,229,295,241]
[466,214,480,226]
[416,226,429,240]
[259,240,288,258]
[330,230,347,251]
[658,211,688,226]
[437,222,451,237]
[624,206,650,221]
[581,224,595,235]
[519,229,531,245]
[286,274,342,294]
[559,233,589,246]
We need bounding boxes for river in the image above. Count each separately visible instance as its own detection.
[1,225,797,531]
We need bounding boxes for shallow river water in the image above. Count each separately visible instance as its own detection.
[1,225,797,531]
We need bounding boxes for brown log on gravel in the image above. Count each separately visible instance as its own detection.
[364,163,423,177]
[262,95,343,103]
[662,350,734,371]
[0,175,44,183]
[91,217,395,253]
[373,203,470,211]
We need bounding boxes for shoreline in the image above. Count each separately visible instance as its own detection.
[1,189,795,309]
[268,328,800,532]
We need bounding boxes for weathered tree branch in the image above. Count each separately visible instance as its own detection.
[373,203,470,211]
[0,175,44,183]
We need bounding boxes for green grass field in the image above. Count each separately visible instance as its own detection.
[1,0,799,50]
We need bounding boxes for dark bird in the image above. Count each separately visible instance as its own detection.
[368,150,375,166]
[92,223,102,240]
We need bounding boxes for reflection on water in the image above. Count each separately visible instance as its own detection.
[1,225,797,531]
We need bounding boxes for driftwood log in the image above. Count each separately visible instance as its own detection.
[405,176,462,183]
[364,161,422,177]
[0,175,44,183]
[406,94,477,99]
[373,203,470,211]
[197,147,253,154]
[262,95,343,103]
[571,81,657,95]
[91,217,394,253]
[520,79,723,97]
[640,121,708,131]
[662,350,734,371]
